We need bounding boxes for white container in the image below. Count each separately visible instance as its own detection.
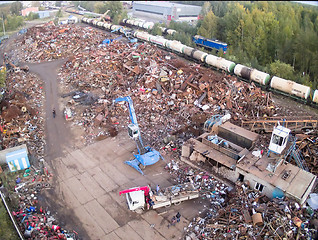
[313,90,318,104]
[193,50,208,62]
[205,54,219,68]
[291,82,311,99]
[183,46,194,57]
[150,36,167,47]
[215,58,235,72]
[103,23,112,30]
[167,29,176,35]
[136,31,151,41]
[143,22,154,30]
[270,76,294,94]
[167,41,184,53]
[250,69,270,85]
[234,64,250,78]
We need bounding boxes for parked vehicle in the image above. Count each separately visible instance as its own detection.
[119,183,199,212]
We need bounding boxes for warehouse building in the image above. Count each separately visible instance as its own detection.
[132,1,202,22]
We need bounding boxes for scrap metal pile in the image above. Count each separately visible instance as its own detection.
[0,69,45,160]
[3,162,78,239]
[295,133,318,174]
[165,161,318,240]
[11,23,277,148]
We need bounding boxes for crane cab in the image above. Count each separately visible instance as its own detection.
[128,124,140,139]
[268,125,291,155]
[126,190,145,211]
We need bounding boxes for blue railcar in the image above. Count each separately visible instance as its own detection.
[192,35,227,53]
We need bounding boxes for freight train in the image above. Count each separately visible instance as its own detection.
[81,17,318,107]
[121,18,177,35]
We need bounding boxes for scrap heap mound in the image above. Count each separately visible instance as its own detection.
[12,23,278,149]
[166,161,318,240]
[0,69,45,160]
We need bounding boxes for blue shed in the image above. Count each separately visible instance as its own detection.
[6,148,30,172]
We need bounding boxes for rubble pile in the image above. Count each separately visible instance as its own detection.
[295,133,318,174]
[53,30,276,147]
[3,162,78,239]
[0,69,45,159]
[10,23,278,147]
[14,23,113,63]
[165,161,318,240]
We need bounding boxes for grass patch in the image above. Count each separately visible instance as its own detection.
[0,198,20,240]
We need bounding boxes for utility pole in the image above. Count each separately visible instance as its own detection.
[2,15,5,36]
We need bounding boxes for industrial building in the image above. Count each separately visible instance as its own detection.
[132,1,202,22]
[182,122,317,205]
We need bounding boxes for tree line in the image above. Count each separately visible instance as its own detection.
[167,1,318,89]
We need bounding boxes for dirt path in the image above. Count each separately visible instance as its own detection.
[26,59,72,158]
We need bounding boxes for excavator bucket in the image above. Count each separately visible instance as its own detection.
[125,148,164,175]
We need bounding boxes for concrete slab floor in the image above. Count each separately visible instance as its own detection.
[51,133,203,240]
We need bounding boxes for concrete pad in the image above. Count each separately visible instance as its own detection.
[84,199,120,234]
[101,231,121,240]
[128,219,166,240]
[73,205,106,239]
[141,210,181,239]
[62,154,84,175]
[76,172,106,199]
[114,224,143,240]
[113,156,142,180]
[70,149,98,169]
[97,193,137,226]
[117,139,136,152]
[56,182,81,209]
[81,144,103,165]
[64,176,94,205]
[87,166,119,192]
[108,189,131,208]
[99,162,131,187]
[53,157,75,181]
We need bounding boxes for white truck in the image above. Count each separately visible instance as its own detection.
[119,183,199,212]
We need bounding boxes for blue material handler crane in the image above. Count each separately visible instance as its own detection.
[114,96,164,175]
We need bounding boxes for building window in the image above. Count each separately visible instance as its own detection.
[238,174,244,182]
[254,182,264,192]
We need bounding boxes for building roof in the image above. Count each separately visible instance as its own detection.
[134,1,201,9]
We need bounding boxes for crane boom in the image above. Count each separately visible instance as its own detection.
[115,96,146,154]
[119,186,150,196]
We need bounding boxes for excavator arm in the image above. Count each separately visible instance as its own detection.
[114,96,164,175]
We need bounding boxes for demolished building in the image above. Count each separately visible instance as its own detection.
[182,121,317,204]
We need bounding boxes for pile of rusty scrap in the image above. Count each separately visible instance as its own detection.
[13,23,113,63]
[0,69,45,160]
[294,133,318,174]
[2,162,78,239]
[10,23,279,148]
[184,181,318,240]
[164,160,318,239]
[56,32,276,148]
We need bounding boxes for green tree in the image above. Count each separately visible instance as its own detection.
[269,60,295,80]
[197,10,218,39]
[55,1,62,7]
[10,1,23,16]
[94,2,107,14]
[32,1,41,8]
[105,1,123,19]
[200,2,211,17]
[150,23,162,36]
[56,9,63,18]
[26,12,39,20]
